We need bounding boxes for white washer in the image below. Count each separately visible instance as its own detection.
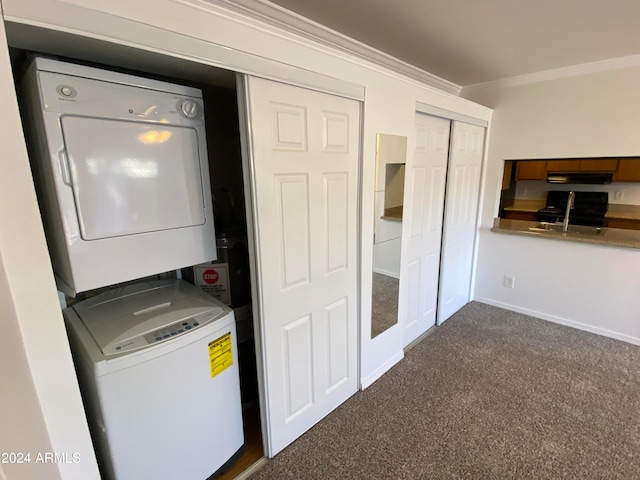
[64,280,244,480]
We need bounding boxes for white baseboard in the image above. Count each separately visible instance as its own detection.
[372,267,400,279]
[474,296,640,346]
[360,351,404,390]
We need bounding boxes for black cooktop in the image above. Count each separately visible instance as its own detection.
[537,191,609,226]
[541,191,608,213]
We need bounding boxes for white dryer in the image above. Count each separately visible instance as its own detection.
[64,280,244,480]
[20,57,217,294]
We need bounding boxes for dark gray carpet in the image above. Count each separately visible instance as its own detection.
[371,273,400,338]
[249,302,640,479]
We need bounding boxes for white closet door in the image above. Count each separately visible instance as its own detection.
[402,113,450,347]
[242,76,360,456]
[437,121,485,324]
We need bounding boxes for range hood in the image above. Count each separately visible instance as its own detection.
[546,172,613,184]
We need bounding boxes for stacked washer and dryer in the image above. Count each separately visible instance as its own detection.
[20,57,244,479]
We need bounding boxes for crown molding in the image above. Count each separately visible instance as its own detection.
[462,54,640,95]
[197,0,461,95]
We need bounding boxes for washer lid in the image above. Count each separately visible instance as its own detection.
[72,280,224,356]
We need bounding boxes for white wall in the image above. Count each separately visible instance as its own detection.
[0,259,59,480]
[463,66,640,344]
[0,10,99,479]
[0,0,491,475]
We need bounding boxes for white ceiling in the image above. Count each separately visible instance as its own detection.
[267,0,640,87]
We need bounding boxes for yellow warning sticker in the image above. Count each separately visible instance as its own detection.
[209,333,233,378]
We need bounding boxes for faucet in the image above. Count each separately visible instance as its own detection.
[563,191,575,232]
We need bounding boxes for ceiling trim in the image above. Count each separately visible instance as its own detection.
[205,0,462,95]
[462,54,640,94]
[5,2,365,101]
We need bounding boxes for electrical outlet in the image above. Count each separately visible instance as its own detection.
[516,186,527,196]
[614,190,624,201]
[503,275,515,288]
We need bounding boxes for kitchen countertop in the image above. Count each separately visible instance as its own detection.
[503,201,640,221]
[491,218,640,250]
[502,199,545,213]
[381,206,403,221]
[605,204,640,220]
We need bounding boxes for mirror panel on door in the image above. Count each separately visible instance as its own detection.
[371,133,407,339]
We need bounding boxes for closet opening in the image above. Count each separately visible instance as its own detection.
[8,25,264,480]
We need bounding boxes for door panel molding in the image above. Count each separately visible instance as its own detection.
[437,121,485,324]
[401,113,450,347]
[240,74,360,456]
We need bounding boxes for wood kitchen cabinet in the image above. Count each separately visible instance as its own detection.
[615,159,640,182]
[504,210,538,221]
[579,159,618,171]
[546,159,617,172]
[515,160,546,180]
[545,160,580,172]
[606,218,640,230]
[511,158,637,183]
[502,161,514,190]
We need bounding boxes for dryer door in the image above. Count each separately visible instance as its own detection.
[61,116,206,241]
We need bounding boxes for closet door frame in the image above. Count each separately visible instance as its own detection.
[401,104,488,347]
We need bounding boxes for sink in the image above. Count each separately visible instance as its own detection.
[528,222,607,235]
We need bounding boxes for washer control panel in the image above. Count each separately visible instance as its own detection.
[105,309,222,357]
[143,317,202,345]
